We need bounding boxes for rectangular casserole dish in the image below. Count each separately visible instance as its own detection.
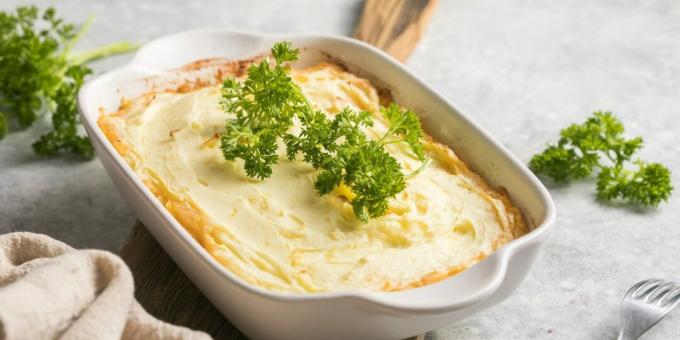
[78,30,556,340]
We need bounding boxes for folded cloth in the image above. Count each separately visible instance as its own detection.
[0,232,211,340]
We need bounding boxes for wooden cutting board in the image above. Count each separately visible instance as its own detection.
[119,1,437,338]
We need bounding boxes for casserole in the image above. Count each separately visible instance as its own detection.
[98,60,530,293]
[78,30,556,339]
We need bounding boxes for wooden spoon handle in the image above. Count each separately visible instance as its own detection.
[354,0,438,62]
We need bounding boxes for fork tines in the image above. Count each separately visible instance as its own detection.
[631,279,680,307]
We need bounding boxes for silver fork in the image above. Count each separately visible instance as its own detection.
[617,279,680,340]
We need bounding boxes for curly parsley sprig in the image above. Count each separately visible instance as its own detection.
[0,6,137,157]
[219,42,305,179]
[530,111,672,206]
[220,42,428,221]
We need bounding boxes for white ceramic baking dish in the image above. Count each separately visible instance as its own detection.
[78,30,556,340]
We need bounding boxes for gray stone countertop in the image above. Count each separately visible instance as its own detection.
[1,0,679,339]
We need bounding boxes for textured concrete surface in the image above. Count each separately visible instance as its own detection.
[1,0,679,339]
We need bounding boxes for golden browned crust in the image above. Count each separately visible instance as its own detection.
[424,137,529,240]
[98,59,529,292]
[373,139,529,291]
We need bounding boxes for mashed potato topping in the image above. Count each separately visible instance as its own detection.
[99,61,528,292]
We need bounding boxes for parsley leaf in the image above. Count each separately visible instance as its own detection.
[344,142,406,222]
[379,103,426,160]
[220,42,428,222]
[596,161,672,207]
[219,42,307,178]
[271,41,299,64]
[0,6,137,157]
[530,111,672,207]
[32,65,94,157]
[0,112,7,140]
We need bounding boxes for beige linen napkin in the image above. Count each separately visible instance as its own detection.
[0,232,211,340]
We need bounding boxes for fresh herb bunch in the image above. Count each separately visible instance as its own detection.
[220,42,428,222]
[530,111,672,206]
[285,104,427,222]
[0,6,137,157]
